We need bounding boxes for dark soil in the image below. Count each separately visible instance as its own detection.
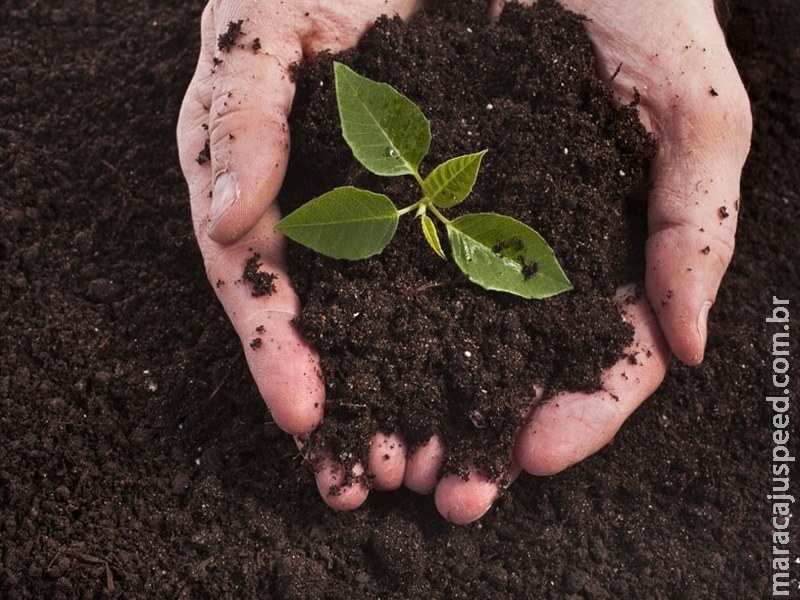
[1,0,798,598]
[282,1,652,485]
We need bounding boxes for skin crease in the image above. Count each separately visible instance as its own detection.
[177,0,752,524]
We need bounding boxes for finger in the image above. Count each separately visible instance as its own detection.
[434,465,521,525]
[203,4,302,244]
[515,284,670,475]
[204,212,326,434]
[403,435,445,494]
[645,70,751,364]
[638,7,751,364]
[312,452,370,511]
[569,1,752,364]
[178,7,324,436]
[368,432,407,491]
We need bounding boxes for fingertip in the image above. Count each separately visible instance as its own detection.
[644,215,734,365]
[515,394,596,476]
[645,249,713,366]
[434,471,503,525]
[662,298,710,366]
[242,313,325,436]
[368,432,407,491]
[314,458,369,511]
[255,342,325,436]
[205,138,290,245]
[404,435,445,494]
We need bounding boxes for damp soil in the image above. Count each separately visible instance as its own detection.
[1,0,799,598]
[281,1,653,485]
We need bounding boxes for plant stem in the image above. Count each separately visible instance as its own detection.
[396,201,422,217]
[426,202,451,225]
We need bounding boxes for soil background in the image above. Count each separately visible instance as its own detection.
[1,0,798,598]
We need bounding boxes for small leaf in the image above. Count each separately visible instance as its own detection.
[275,187,399,260]
[422,150,487,208]
[334,62,430,177]
[446,213,572,299]
[420,213,446,259]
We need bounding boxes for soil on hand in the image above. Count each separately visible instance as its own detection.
[282,0,653,484]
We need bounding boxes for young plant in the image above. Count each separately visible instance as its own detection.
[275,62,572,299]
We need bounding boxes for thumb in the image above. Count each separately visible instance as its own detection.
[645,57,751,365]
[204,8,301,244]
[548,0,753,365]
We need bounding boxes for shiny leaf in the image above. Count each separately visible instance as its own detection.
[275,186,399,259]
[334,62,430,177]
[446,213,572,299]
[422,150,487,208]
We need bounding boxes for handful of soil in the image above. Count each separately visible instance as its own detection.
[279,0,653,484]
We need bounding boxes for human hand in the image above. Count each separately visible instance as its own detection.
[176,0,422,508]
[541,0,753,366]
[428,0,753,524]
[177,0,751,524]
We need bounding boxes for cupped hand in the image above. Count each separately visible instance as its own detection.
[176,0,422,510]
[549,0,753,365]
[433,284,670,524]
[177,0,752,524]
[432,0,752,523]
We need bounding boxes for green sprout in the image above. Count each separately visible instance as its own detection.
[275,62,572,299]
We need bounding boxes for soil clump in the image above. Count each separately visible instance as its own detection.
[282,1,653,483]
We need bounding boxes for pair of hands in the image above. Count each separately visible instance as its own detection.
[177,0,751,524]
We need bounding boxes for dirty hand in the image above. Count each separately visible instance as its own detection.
[177,0,752,525]
[431,0,753,525]
[176,0,423,509]
[555,0,753,367]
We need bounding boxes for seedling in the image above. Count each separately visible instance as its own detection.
[275,62,572,299]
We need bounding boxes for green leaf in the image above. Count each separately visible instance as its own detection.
[420,213,446,259]
[334,62,430,177]
[445,213,572,299]
[422,150,487,208]
[275,187,399,260]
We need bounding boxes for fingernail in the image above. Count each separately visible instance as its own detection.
[209,171,238,231]
[697,300,712,349]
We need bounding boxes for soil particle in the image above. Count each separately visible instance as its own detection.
[217,19,244,52]
[242,251,277,297]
